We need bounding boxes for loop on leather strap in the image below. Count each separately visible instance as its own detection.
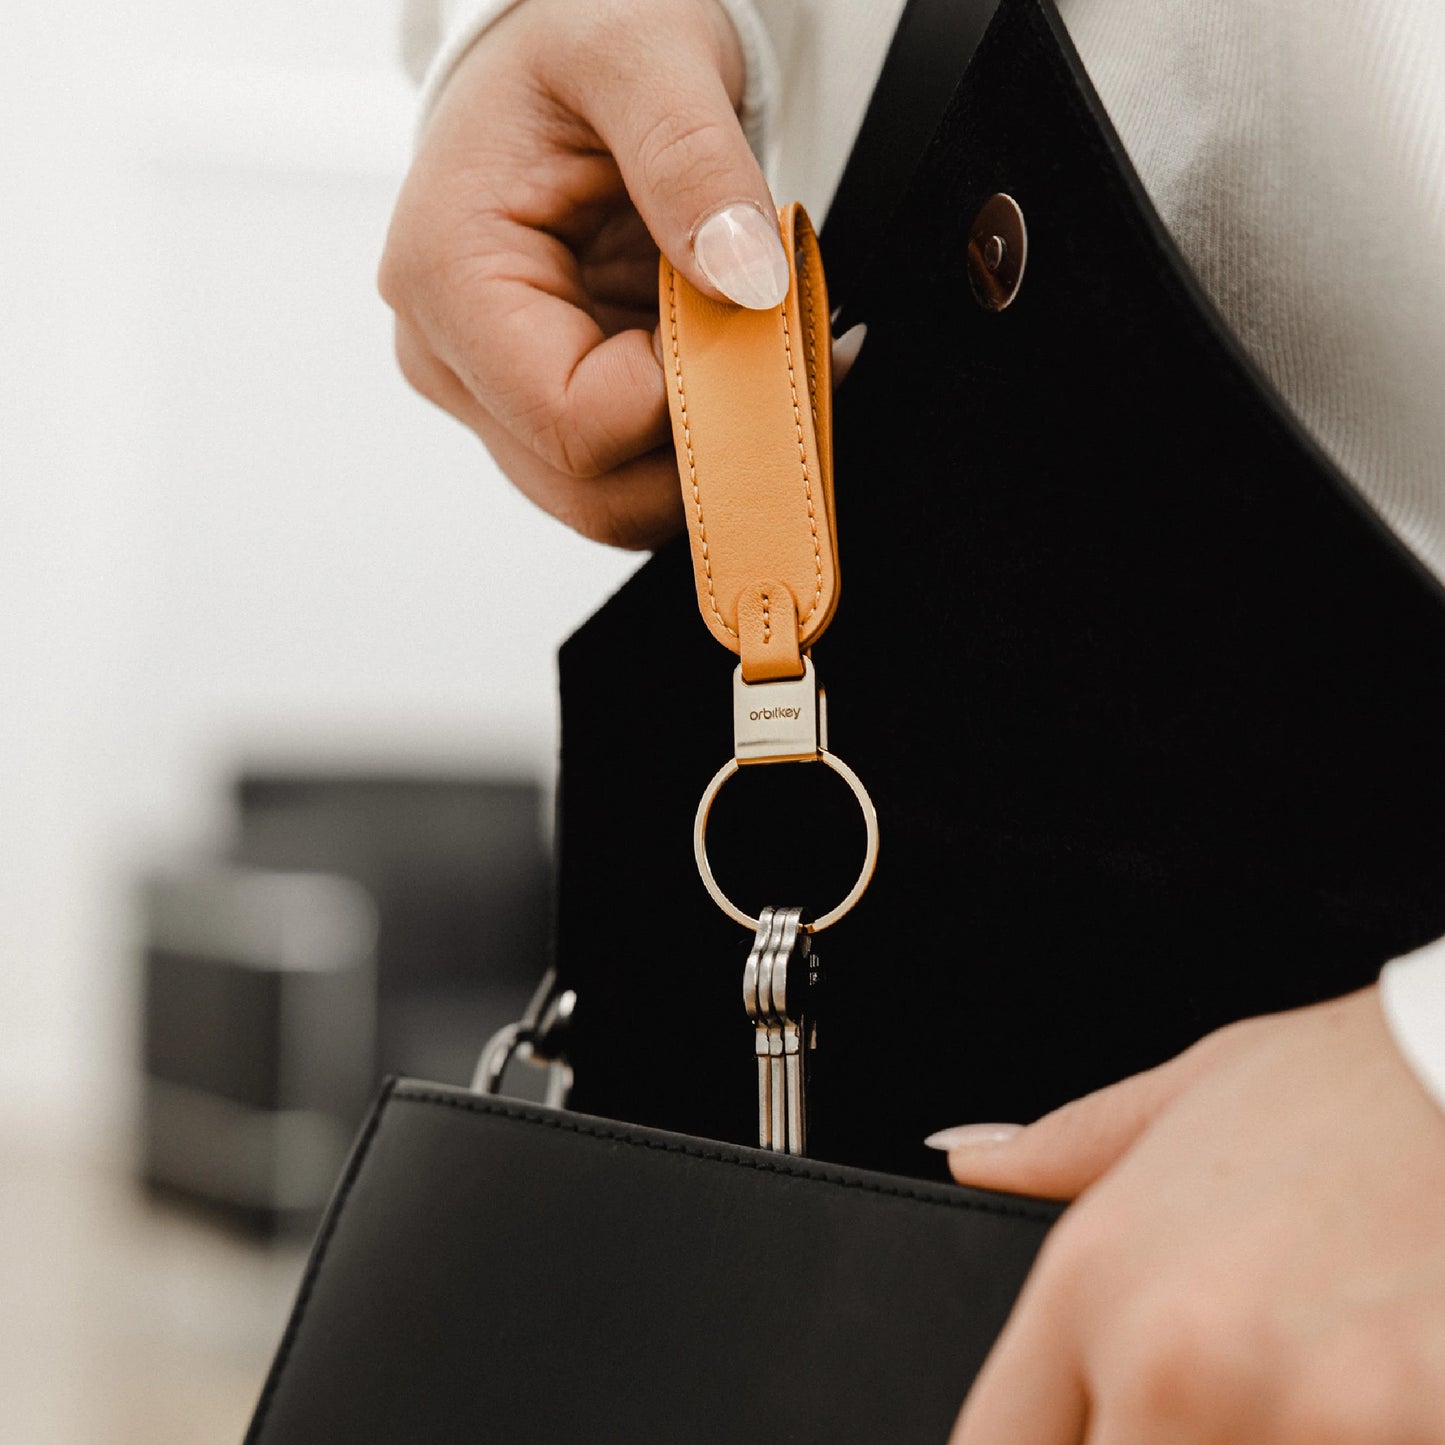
[736,579,802,682]
[660,204,838,682]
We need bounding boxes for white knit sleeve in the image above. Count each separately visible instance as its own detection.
[398,0,783,171]
[1380,937,1445,1115]
[715,0,784,180]
[398,0,446,86]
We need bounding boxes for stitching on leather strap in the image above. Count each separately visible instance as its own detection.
[801,238,820,427]
[762,588,772,643]
[667,265,737,640]
[780,285,826,624]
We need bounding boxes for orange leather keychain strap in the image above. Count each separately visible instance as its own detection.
[660,203,838,683]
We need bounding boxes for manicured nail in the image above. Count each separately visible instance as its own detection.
[923,1123,1024,1151]
[693,204,789,310]
[832,323,867,384]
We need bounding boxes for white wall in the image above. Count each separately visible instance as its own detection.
[0,2,641,1152]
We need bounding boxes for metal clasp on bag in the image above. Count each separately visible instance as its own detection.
[694,658,879,934]
[472,967,576,1108]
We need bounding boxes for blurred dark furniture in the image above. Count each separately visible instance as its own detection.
[140,867,378,1235]
[140,773,551,1235]
[232,774,549,1084]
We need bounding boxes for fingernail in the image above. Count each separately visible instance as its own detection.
[923,1123,1023,1151]
[651,324,665,368]
[832,323,867,385]
[693,204,789,310]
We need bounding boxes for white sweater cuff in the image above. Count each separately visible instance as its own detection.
[714,0,782,182]
[411,0,526,142]
[1380,935,1445,1115]
[409,0,781,178]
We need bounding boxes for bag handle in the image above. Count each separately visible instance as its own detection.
[659,204,838,683]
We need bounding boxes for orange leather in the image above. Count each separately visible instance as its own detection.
[735,579,803,682]
[660,204,837,682]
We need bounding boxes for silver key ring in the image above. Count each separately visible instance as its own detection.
[692,752,879,933]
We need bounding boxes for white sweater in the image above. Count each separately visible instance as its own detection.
[401,0,1445,1111]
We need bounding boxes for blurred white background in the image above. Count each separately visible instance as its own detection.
[0,6,639,1437]
[0,0,638,1155]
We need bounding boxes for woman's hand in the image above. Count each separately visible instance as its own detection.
[380,0,787,549]
[934,988,1445,1443]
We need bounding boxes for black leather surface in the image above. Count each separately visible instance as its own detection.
[246,1082,1059,1444]
[821,0,1001,307]
[553,0,1445,1178]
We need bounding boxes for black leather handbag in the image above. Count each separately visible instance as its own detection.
[247,0,1445,1437]
[245,1083,1057,1443]
[552,0,1445,1173]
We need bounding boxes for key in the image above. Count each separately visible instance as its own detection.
[743,906,817,1154]
[743,908,776,1150]
[769,912,813,1156]
[759,909,799,1152]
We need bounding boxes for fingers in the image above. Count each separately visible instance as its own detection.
[394,320,682,548]
[950,1278,1089,1444]
[832,324,867,385]
[388,181,673,473]
[931,1081,1167,1201]
[468,388,683,549]
[547,4,787,309]
[933,1030,1243,1200]
[950,997,1445,1444]
[381,0,780,547]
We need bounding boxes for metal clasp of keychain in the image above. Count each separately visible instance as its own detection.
[693,657,878,1155]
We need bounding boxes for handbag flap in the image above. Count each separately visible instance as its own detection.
[246,1081,1059,1445]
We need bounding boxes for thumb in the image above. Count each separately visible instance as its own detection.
[927,1047,1216,1201]
[563,14,787,310]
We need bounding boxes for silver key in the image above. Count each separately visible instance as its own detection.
[742,908,776,1150]
[762,909,801,1152]
[770,912,811,1156]
[743,907,810,1154]
[780,1001,806,1156]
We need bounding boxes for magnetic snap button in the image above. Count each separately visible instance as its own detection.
[967,193,1028,311]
